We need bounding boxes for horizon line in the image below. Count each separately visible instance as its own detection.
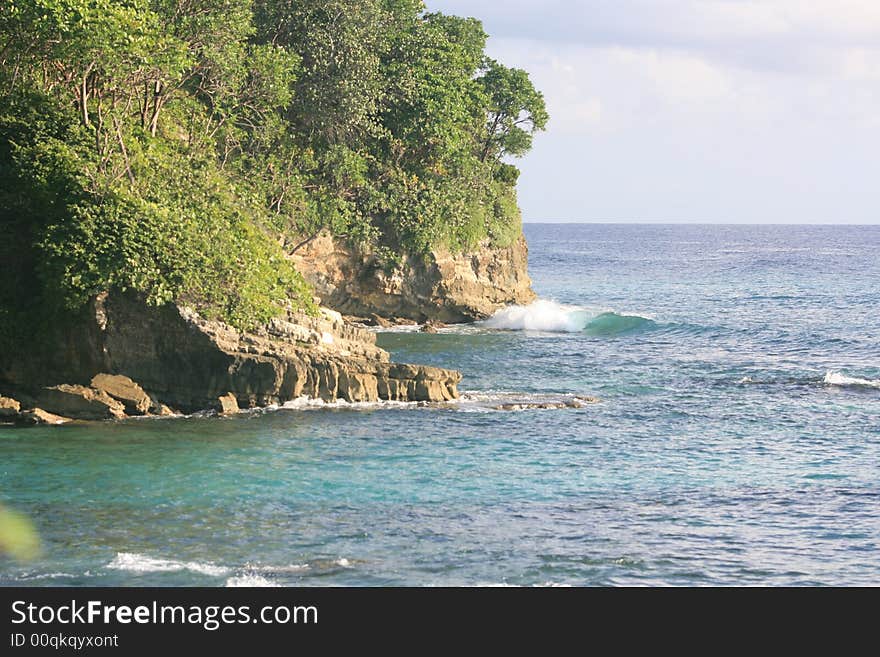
[522,220,880,226]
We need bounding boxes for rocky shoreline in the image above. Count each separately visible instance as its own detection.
[0,291,461,426]
[0,234,539,426]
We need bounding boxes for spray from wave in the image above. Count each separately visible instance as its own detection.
[106,552,229,577]
[226,574,278,587]
[106,552,317,586]
[483,299,655,335]
[824,371,880,389]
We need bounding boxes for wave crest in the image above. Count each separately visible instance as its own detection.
[483,300,654,335]
[226,574,278,587]
[583,311,656,336]
[824,371,880,389]
[107,552,228,577]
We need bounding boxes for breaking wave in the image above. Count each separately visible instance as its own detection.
[107,552,229,577]
[824,371,880,389]
[104,552,320,587]
[483,299,655,335]
[226,574,278,587]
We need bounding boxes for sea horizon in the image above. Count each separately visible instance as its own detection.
[523,220,880,226]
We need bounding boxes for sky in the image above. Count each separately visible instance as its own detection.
[428,1,880,223]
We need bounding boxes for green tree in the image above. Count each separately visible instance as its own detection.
[0,0,547,341]
[477,58,548,164]
[254,0,388,148]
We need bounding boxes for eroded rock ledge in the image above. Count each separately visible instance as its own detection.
[0,292,461,423]
[289,232,536,324]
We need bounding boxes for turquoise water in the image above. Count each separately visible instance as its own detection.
[1,223,878,586]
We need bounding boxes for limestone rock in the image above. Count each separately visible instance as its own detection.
[90,373,152,415]
[36,384,126,420]
[0,396,21,417]
[20,408,72,425]
[368,314,391,328]
[0,291,462,417]
[145,393,175,416]
[217,393,239,415]
[289,231,535,323]
[420,320,446,334]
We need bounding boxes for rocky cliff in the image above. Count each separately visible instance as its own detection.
[0,292,461,423]
[289,232,535,324]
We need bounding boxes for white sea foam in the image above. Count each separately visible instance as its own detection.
[246,563,310,573]
[107,552,229,577]
[368,323,421,333]
[468,582,571,587]
[250,390,597,417]
[483,299,588,332]
[20,572,76,580]
[482,299,655,335]
[535,581,572,587]
[824,371,880,389]
[225,574,278,587]
[279,396,424,411]
[334,558,352,568]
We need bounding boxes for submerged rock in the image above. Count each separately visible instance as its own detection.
[420,320,446,334]
[20,408,72,425]
[492,396,599,411]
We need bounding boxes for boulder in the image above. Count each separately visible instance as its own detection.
[420,320,447,334]
[20,408,72,425]
[147,393,176,416]
[35,384,126,420]
[0,396,21,417]
[368,314,392,328]
[90,373,152,415]
[217,393,239,415]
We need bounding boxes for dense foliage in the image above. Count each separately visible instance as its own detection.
[0,0,546,333]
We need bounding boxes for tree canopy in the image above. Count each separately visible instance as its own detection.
[0,0,547,336]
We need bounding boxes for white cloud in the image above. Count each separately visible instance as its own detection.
[489,39,797,135]
[428,1,880,223]
[840,47,880,80]
[435,1,880,48]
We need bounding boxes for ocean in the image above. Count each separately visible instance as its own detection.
[1,223,878,586]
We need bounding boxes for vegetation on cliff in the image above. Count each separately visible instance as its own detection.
[0,0,546,337]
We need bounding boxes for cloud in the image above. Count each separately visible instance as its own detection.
[434,1,880,46]
[488,39,793,136]
[427,1,880,223]
[435,0,880,75]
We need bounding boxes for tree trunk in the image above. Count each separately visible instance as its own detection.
[149,81,163,137]
[113,117,136,185]
[480,113,502,162]
[141,82,150,130]
[80,68,92,127]
[290,230,323,254]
